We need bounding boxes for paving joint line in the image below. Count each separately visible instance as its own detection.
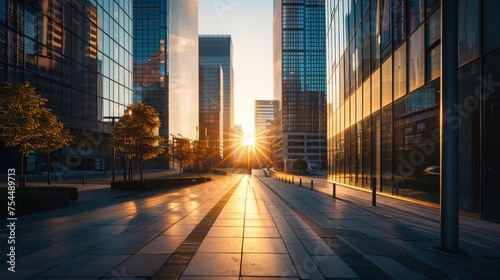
[255,176,393,280]
[151,177,244,279]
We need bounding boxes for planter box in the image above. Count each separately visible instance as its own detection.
[111,177,211,191]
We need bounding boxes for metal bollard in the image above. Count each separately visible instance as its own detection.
[311,180,313,190]
[333,183,336,198]
[371,177,376,206]
[288,178,290,184]
[23,175,27,187]
[300,178,302,186]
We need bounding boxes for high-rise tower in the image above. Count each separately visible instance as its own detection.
[273,0,327,170]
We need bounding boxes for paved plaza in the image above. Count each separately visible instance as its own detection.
[1,171,500,279]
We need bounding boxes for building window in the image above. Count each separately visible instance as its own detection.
[408,25,424,92]
[394,42,407,100]
[371,67,381,113]
[381,56,393,108]
[483,0,500,53]
[458,0,479,67]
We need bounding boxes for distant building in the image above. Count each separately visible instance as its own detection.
[0,0,133,172]
[133,0,199,142]
[199,64,224,159]
[273,0,327,170]
[199,35,234,166]
[254,100,279,168]
[232,124,245,168]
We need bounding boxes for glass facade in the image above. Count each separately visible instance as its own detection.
[199,35,233,165]
[254,100,279,168]
[273,0,327,170]
[133,0,198,141]
[167,0,198,140]
[0,0,133,172]
[326,0,500,221]
[199,64,223,158]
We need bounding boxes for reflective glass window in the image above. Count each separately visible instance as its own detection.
[363,77,371,118]
[381,56,393,107]
[393,0,406,45]
[458,0,479,67]
[483,0,500,53]
[393,42,407,100]
[372,68,381,112]
[408,25,424,92]
[407,0,424,32]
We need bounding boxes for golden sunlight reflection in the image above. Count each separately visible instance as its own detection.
[123,201,138,215]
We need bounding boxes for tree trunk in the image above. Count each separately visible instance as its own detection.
[140,155,144,180]
[179,162,182,178]
[129,158,134,180]
[123,156,127,181]
[20,152,24,187]
[47,153,51,185]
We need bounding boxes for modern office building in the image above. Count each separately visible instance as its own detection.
[326,0,500,220]
[133,0,199,142]
[254,100,279,168]
[199,35,234,166]
[273,0,327,171]
[0,0,133,172]
[199,64,224,159]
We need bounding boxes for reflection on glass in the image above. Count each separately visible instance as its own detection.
[408,25,424,92]
[458,0,479,66]
[393,43,406,100]
[381,56,392,107]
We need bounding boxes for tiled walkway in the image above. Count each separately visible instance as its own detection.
[1,172,500,279]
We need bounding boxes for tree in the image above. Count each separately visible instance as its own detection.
[0,82,73,185]
[191,139,219,176]
[111,103,165,180]
[171,137,193,178]
[293,159,308,174]
[36,108,73,184]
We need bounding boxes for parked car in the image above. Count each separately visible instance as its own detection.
[423,166,440,183]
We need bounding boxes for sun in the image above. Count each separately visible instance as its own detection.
[243,133,255,147]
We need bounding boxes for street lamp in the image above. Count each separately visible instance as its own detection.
[103,116,121,182]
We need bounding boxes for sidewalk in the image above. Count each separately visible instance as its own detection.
[1,172,499,279]
[257,174,500,279]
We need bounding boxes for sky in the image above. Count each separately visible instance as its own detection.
[199,0,274,135]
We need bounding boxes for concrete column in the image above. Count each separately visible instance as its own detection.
[440,0,459,253]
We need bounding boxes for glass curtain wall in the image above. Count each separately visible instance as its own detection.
[0,0,133,172]
[326,0,500,220]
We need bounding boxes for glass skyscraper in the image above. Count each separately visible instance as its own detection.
[0,0,133,172]
[273,0,327,171]
[254,100,279,168]
[199,64,224,159]
[326,0,500,220]
[199,35,233,166]
[133,0,199,141]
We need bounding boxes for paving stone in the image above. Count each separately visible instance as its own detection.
[244,227,281,238]
[243,238,288,253]
[311,255,358,279]
[107,254,169,277]
[183,253,241,276]
[198,237,242,253]
[241,254,297,277]
[152,263,187,278]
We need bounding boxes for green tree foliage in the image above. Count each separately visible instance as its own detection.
[111,103,165,179]
[0,82,73,184]
[292,159,308,173]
